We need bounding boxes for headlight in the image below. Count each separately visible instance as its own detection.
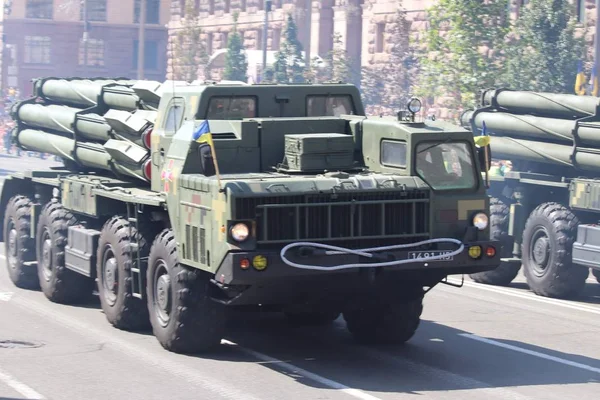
[230,223,249,241]
[472,213,489,230]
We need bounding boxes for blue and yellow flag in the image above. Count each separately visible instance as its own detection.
[575,61,586,95]
[193,120,213,146]
[474,120,491,147]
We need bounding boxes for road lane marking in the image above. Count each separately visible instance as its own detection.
[460,333,600,375]
[0,292,13,301]
[0,367,45,399]
[446,277,600,315]
[2,293,263,400]
[222,339,383,400]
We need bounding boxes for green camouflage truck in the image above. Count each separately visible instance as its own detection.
[1,77,500,354]
[461,88,600,299]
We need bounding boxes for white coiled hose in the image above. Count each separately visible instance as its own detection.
[280,238,465,271]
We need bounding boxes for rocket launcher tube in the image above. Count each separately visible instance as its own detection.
[482,89,600,119]
[489,136,600,172]
[469,111,600,148]
[15,128,147,181]
[35,79,132,107]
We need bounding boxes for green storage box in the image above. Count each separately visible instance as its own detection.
[284,133,355,154]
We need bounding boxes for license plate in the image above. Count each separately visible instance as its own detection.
[408,251,454,262]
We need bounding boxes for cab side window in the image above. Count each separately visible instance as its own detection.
[381,140,407,168]
[163,97,186,133]
[307,95,354,117]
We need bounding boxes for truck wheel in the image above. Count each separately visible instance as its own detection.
[96,216,151,331]
[146,229,228,353]
[470,197,521,286]
[36,201,94,304]
[522,202,588,298]
[343,296,423,345]
[3,195,39,289]
[284,310,341,326]
[593,269,600,284]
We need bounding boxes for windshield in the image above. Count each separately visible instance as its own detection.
[415,141,477,191]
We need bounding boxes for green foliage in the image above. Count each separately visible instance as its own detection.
[223,13,249,82]
[306,32,356,84]
[500,0,585,93]
[415,0,510,111]
[361,1,418,112]
[273,14,306,83]
[173,0,208,82]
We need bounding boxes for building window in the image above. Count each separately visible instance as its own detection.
[222,32,229,47]
[134,0,160,24]
[24,36,51,64]
[577,0,585,23]
[80,0,107,22]
[241,0,247,11]
[224,0,230,13]
[79,38,105,66]
[25,0,53,19]
[256,29,263,50]
[209,0,215,14]
[207,33,213,55]
[375,23,385,53]
[271,28,281,50]
[133,40,159,70]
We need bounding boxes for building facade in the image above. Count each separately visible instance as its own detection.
[1,0,170,97]
[167,0,595,116]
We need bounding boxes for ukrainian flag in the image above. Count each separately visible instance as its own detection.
[575,61,586,95]
[193,120,213,146]
[474,121,491,147]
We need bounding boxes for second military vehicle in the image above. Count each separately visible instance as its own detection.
[462,88,600,299]
[2,77,500,354]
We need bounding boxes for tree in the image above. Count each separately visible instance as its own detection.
[383,2,418,111]
[172,0,209,82]
[305,32,356,84]
[272,14,306,83]
[415,0,510,112]
[223,13,249,82]
[500,0,585,93]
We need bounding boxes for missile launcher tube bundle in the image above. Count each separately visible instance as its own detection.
[463,88,600,173]
[9,77,166,183]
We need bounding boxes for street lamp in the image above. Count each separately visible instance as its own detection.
[261,0,272,82]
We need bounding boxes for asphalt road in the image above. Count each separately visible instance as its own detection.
[1,154,600,400]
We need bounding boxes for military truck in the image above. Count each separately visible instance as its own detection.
[461,88,600,299]
[2,77,500,354]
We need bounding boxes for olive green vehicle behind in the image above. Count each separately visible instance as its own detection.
[461,88,600,299]
[1,77,499,354]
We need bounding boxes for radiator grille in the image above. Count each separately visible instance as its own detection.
[234,190,430,248]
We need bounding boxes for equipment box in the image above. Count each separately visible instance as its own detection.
[284,133,354,154]
[285,152,355,171]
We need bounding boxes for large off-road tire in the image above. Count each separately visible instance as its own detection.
[3,195,39,289]
[284,310,341,326]
[522,202,588,298]
[146,229,228,353]
[36,201,94,304]
[343,296,423,345]
[470,197,521,286]
[96,216,152,331]
[592,269,600,284]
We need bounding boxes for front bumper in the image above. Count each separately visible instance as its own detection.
[214,240,501,286]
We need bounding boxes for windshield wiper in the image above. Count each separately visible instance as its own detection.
[417,137,452,154]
